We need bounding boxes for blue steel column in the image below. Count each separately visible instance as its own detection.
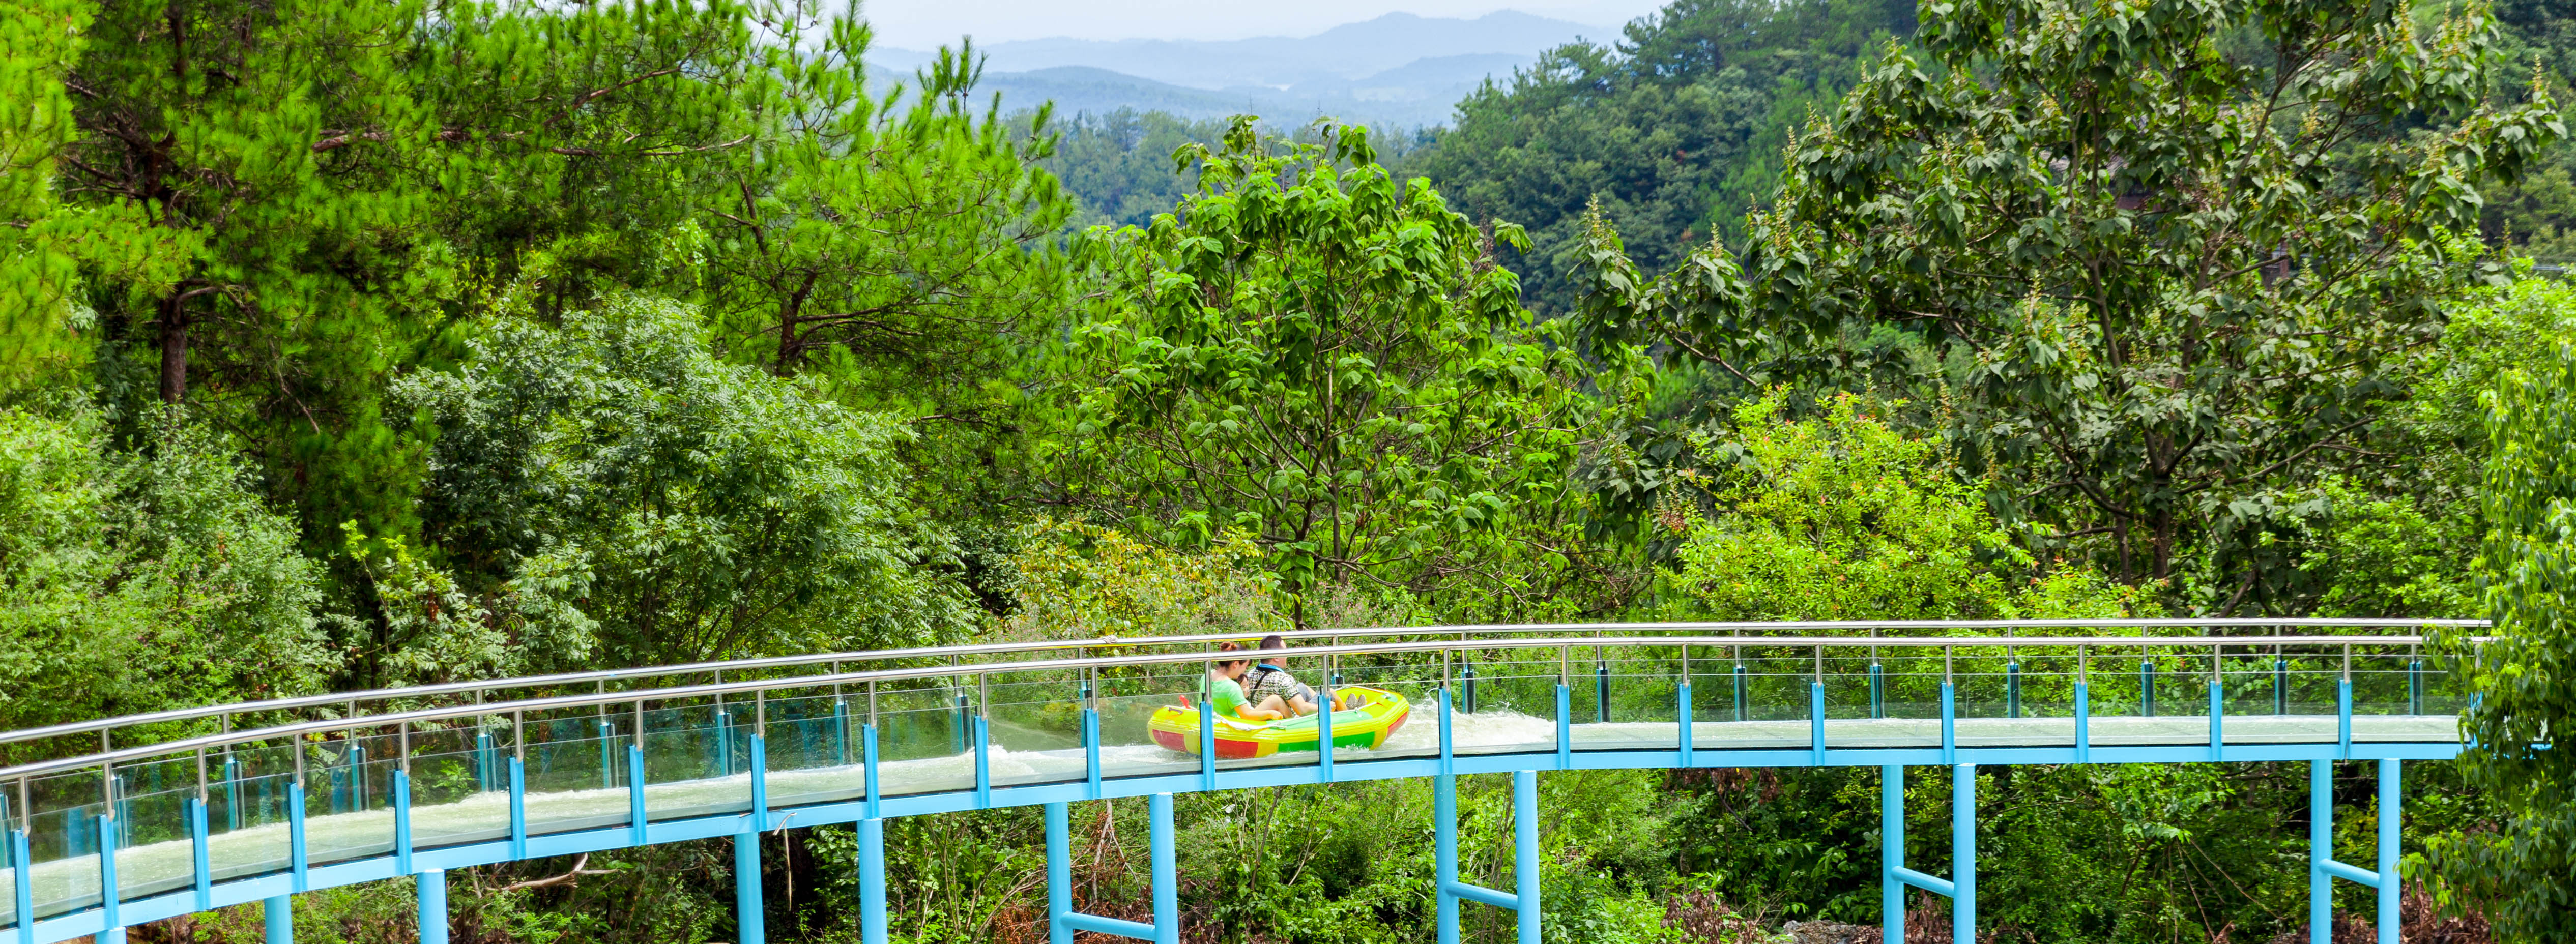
[97,813,122,944]
[860,818,887,944]
[1881,765,1903,944]
[264,896,292,944]
[1952,764,1975,944]
[1435,773,1459,944]
[2375,760,2399,944]
[734,828,764,944]
[1045,803,1072,944]
[11,830,34,944]
[1513,771,1540,944]
[2309,760,2331,944]
[1149,794,1178,944]
[417,869,447,944]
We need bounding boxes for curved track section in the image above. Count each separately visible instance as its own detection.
[0,620,2477,944]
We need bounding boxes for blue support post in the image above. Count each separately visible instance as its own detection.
[749,735,769,832]
[288,783,309,892]
[417,870,446,944]
[2074,682,2091,763]
[351,745,367,813]
[1434,773,1459,944]
[1083,702,1103,801]
[1952,764,1976,944]
[1150,794,1178,944]
[628,744,649,846]
[263,896,292,944]
[863,725,881,819]
[1439,686,1455,776]
[2338,678,2354,759]
[2408,661,2424,716]
[476,732,495,793]
[2141,660,2157,717]
[2006,662,2021,719]
[1939,682,1956,765]
[1882,763,1975,943]
[1046,804,1072,944]
[860,818,886,944]
[1881,766,1904,944]
[2275,659,2289,716]
[2376,760,2400,944]
[2310,761,2332,944]
[508,756,527,859]
[1514,770,1540,944]
[12,830,34,944]
[2209,681,2226,762]
[1677,682,1694,768]
[394,771,413,875]
[734,829,763,944]
[1555,684,1572,770]
[1318,687,1335,783]
[973,716,991,809]
[1462,665,1478,714]
[1811,682,1828,765]
[1197,700,1216,792]
[189,796,212,910]
[952,695,969,756]
[97,813,119,944]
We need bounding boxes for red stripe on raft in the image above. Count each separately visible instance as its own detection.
[1148,725,1269,758]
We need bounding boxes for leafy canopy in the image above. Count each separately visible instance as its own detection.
[1659,390,2141,621]
[1579,0,2565,606]
[1042,120,1605,623]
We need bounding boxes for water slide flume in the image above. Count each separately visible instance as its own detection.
[1147,686,1412,758]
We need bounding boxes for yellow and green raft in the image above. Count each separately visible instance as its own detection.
[1148,686,1411,758]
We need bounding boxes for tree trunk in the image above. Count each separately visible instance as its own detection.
[158,296,187,403]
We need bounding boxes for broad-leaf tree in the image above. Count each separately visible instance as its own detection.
[1043,121,1607,622]
[2424,343,2576,942]
[1579,0,2565,602]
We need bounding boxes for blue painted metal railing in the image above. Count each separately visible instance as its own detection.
[0,621,2482,944]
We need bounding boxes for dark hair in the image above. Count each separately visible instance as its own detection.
[1258,635,1286,651]
[1215,640,1253,669]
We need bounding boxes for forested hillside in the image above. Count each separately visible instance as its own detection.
[5,0,2575,940]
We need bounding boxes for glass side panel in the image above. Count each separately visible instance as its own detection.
[404,724,510,851]
[759,692,870,809]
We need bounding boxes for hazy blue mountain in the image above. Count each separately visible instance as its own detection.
[865,10,1598,129]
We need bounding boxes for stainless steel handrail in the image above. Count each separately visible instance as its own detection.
[0,626,2478,782]
[0,617,2481,752]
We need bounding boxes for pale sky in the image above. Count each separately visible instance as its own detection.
[858,0,1669,48]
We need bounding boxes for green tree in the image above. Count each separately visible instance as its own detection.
[1040,120,1608,623]
[2423,341,2576,941]
[0,406,331,733]
[383,293,969,681]
[1409,0,1916,317]
[1580,0,2564,606]
[1657,390,2140,620]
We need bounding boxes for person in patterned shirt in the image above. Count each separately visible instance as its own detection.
[1239,635,1355,717]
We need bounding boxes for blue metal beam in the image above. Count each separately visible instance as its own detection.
[734,829,762,944]
[417,870,445,944]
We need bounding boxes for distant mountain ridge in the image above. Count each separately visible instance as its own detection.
[867,11,1603,129]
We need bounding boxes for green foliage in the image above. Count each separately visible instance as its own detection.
[1658,390,2142,621]
[0,406,330,732]
[385,294,969,680]
[1408,0,1915,317]
[2421,340,2576,941]
[1041,120,1607,623]
[1039,109,1231,228]
[1580,0,2566,607]
[689,16,1075,526]
[990,517,1286,639]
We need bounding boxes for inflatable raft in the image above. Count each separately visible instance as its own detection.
[1148,685,1411,758]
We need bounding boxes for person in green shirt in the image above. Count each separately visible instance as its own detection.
[1207,641,1286,722]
